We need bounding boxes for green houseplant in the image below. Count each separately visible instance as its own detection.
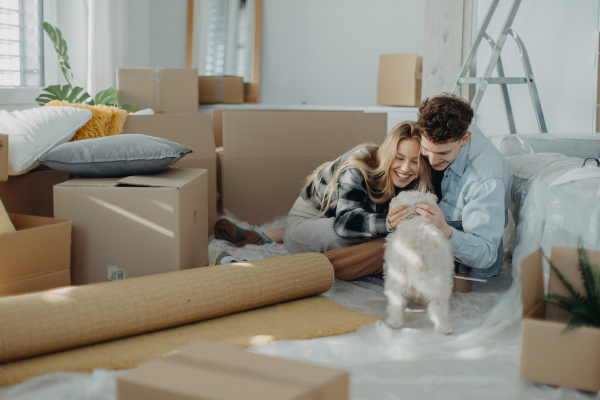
[36,22,137,111]
[539,237,600,332]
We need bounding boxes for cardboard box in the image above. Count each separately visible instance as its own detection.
[117,68,199,114]
[199,76,244,104]
[0,169,70,218]
[122,114,217,234]
[54,168,208,285]
[222,111,387,225]
[520,247,600,392]
[118,341,349,400]
[216,146,223,197]
[377,53,423,107]
[0,214,71,297]
[0,134,8,182]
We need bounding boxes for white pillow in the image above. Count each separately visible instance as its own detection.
[0,107,92,175]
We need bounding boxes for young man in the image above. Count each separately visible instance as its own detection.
[415,93,512,278]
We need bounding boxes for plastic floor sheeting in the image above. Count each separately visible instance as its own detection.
[1,215,599,400]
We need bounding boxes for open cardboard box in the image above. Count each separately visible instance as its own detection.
[122,114,217,234]
[221,111,387,225]
[0,214,71,297]
[520,246,600,392]
[199,76,244,104]
[118,340,349,400]
[54,168,208,285]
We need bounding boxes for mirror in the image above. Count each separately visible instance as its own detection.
[188,0,261,103]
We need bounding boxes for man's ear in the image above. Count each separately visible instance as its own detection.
[461,131,472,145]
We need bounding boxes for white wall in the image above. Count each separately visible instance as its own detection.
[475,0,599,135]
[260,0,425,106]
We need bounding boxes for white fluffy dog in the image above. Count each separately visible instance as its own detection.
[383,191,455,334]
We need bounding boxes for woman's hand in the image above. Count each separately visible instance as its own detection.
[387,199,412,230]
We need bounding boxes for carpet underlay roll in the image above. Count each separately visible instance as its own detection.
[0,253,334,364]
[0,296,379,387]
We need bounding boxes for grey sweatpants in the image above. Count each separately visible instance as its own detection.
[283,196,368,254]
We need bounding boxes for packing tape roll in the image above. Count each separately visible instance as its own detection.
[0,253,334,363]
[214,76,225,103]
[151,68,163,111]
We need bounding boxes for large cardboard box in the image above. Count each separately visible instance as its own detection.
[118,341,349,400]
[377,53,423,107]
[222,111,387,225]
[54,168,208,285]
[122,114,217,234]
[117,68,199,113]
[0,214,71,297]
[0,134,7,181]
[520,247,600,392]
[199,76,244,104]
[0,169,70,218]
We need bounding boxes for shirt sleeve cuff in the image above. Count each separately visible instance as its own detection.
[374,213,388,236]
[449,227,464,251]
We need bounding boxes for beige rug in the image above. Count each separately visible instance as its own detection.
[0,296,379,387]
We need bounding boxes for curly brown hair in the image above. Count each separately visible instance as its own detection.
[417,93,473,144]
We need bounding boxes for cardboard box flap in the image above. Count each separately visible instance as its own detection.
[224,111,387,155]
[56,177,121,188]
[520,248,544,317]
[117,168,204,188]
[0,134,8,181]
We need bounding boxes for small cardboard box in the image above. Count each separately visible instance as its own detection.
[0,169,70,218]
[520,247,600,392]
[122,114,217,234]
[0,134,8,182]
[222,111,387,225]
[377,53,423,107]
[54,168,208,285]
[117,68,199,114]
[0,214,71,297]
[198,76,244,104]
[118,341,349,400]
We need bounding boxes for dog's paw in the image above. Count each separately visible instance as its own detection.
[435,323,453,335]
[385,315,405,329]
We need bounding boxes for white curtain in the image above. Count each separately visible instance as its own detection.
[86,0,128,97]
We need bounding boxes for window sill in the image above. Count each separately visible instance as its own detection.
[0,87,44,105]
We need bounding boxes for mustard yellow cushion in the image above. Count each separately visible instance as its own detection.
[0,198,16,235]
[44,100,128,142]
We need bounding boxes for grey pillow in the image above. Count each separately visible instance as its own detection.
[39,134,192,177]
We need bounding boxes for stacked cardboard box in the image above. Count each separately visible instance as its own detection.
[118,341,349,400]
[520,247,600,392]
[117,68,199,113]
[54,168,208,285]
[122,113,217,234]
[221,111,387,225]
[198,76,244,104]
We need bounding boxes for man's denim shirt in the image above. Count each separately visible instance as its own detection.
[437,125,512,278]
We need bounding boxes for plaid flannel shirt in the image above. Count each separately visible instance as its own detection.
[301,148,412,238]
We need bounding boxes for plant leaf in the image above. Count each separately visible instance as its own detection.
[41,22,73,85]
[538,294,575,311]
[119,103,138,111]
[93,88,119,106]
[542,248,580,299]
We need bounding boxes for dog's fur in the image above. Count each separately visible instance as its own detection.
[383,191,454,334]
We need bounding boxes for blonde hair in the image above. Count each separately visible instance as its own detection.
[303,121,432,217]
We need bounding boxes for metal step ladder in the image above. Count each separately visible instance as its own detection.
[451,0,547,133]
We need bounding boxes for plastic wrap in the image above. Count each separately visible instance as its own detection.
[489,133,600,158]
[3,169,600,399]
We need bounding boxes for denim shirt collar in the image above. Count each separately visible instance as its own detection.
[448,137,471,177]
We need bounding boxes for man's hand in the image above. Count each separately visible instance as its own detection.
[387,199,412,230]
[415,203,453,239]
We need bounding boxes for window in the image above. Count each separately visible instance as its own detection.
[0,0,43,87]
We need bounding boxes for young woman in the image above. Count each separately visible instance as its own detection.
[215,121,433,265]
